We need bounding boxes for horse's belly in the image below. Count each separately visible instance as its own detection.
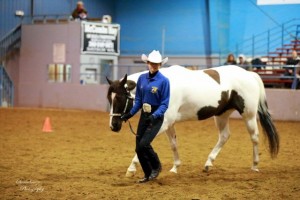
[173,86,226,122]
[177,103,199,121]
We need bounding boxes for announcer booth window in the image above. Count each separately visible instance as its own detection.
[48,64,71,83]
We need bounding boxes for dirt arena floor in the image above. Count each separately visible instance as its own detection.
[0,108,299,200]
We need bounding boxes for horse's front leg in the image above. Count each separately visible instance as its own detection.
[125,154,139,177]
[166,125,181,173]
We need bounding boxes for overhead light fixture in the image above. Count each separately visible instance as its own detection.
[15,10,24,17]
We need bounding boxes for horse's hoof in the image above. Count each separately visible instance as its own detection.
[169,168,177,174]
[251,167,259,172]
[203,166,209,173]
[125,170,136,177]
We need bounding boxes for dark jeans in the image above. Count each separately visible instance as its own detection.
[135,111,164,177]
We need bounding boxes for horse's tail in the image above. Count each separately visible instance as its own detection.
[253,73,280,158]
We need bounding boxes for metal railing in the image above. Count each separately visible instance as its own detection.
[79,63,209,85]
[0,24,22,62]
[77,64,298,89]
[21,14,72,24]
[233,18,300,60]
[0,65,14,107]
[251,64,299,89]
[20,14,103,24]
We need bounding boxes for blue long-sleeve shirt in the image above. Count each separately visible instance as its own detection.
[130,71,170,119]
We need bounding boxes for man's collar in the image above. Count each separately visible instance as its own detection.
[146,71,160,80]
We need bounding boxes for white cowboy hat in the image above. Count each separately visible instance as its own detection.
[141,50,168,65]
[238,54,245,59]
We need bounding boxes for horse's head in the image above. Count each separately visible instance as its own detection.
[106,74,136,132]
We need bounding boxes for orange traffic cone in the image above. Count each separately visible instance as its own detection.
[42,117,53,132]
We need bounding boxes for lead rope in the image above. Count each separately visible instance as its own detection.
[124,97,136,135]
[125,95,136,136]
[127,120,137,136]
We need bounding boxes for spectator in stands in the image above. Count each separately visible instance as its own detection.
[251,57,265,70]
[72,1,87,20]
[224,54,237,65]
[285,50,300,76]
[238,54,252,70]
[286,50,300,65]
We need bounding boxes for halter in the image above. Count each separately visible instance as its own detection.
[109,92,136,135]
[109,93,133,117]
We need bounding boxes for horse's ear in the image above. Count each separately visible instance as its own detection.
[120,74,127,86]
[126,80,136,91]
[106,76,113,85]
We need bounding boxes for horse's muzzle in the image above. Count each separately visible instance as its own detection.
[110,125,121,132]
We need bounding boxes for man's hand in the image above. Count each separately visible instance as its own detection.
[145,115,154,124]
[120,113,133,122]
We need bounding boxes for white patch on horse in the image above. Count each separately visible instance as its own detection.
[109,92,116,128]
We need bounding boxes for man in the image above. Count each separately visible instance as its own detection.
[286,50,300,65]
[285,50,300,76]
[238,54,252,70]
[72,1,87,20]
[121,50,170,183]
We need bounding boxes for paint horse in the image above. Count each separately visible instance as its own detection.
[106,65,279,176]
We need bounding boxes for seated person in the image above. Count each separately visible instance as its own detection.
[238,54,252,70]
[286,50,300,65]
[72,1,87,20]
[251,57,265,70]
[285,50,300,76]
[224,53,237,65]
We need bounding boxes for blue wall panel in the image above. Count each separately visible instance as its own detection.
[1,0,300,56]
[210,0,300,55]
[229,0,300,52]
[115,0,300,56]
[0,0,31,38]
[209,0,230,55]
[114,0,207,55]
[33,0,71,15]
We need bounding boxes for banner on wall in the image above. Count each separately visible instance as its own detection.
[257,0,300,5]
[81,22,120,55]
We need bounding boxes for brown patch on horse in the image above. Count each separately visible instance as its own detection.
[204,69,220,84]
[197,90,245,120]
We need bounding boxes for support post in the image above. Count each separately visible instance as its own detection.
[252,35,255,58]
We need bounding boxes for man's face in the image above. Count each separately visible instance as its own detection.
[239,57,244,63]
[147,62,161,74]
[292,51,297,58]
[77,4,84,10]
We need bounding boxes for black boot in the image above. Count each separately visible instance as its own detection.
[137,177,149,183]
[149,164,162,180]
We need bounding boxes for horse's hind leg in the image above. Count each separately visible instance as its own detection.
[166,125,181,173]
[244,115,260,172]
[204,110,233,172]
[125,154,139,177]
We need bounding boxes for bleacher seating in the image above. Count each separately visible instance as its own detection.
[263,40,300,65]
[256,38,300,89]
[252,68,294,88]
